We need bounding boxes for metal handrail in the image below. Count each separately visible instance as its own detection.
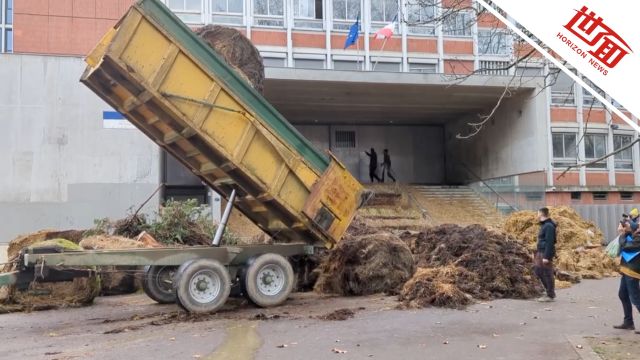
[460,163,519,212]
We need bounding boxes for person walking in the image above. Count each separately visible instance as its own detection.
[380,149,396,183]
[613,220,640,331]
[534,207,556,302]
[364,148,382,183]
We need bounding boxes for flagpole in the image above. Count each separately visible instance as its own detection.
[372,37,389,71]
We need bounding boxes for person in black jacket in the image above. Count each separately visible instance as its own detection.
[364,148,382,183]
[534,207,557,302]
[381,149,396,183]
[613,220,640,331]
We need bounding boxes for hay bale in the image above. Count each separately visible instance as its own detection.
[2,239,100,312]
[79,235,149,296]
[195,25,264,93]
[314,233,415,296]
[399,224,540,308]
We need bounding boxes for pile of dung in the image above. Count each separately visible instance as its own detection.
[196,25,264,93]
[399,224,540,308]
[398,267,472,309]
[503,206,616,281]
[112,214,148,238]
[1,239,100,313]
[5,229,85,266]
[313,233,415,296]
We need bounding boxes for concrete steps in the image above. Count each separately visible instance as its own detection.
[410,186,505,226]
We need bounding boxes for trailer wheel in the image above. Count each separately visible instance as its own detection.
[174,259,230,314]
[142,265,177,304]
[243,253,294,307]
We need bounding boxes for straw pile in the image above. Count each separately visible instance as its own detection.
[313,233,415,296]
[503,206,617,281]
[399,224,540,308]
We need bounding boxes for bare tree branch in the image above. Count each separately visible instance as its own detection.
[556,138,640,180]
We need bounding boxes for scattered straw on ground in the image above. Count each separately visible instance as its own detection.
[314,233,415,296]
[503,206,617,282]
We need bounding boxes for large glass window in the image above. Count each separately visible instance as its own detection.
[371,0,398,27]
[581,78,604,108]
[294,0,323,29]
[584,134,607,169]
[550,70,576,106]
[212,0,244,25]
[1,0,12,52]
[478,30,510,55]
[443,11,473,37]
[614,134,634,170]
[552,133,577,167]
[333,0,361,30]
[167,0,204,23]
[406,0,436,36]
[408,61,437,73]
[253,0,285,27]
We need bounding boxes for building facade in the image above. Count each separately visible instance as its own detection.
[0,0,638,241]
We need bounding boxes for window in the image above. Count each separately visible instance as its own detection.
[478,30,510,55]
[334,130,356,148]
[333,0,360,30]
[582,78,603,108]
[515,66,543,76]
[334,59,364,70]
[167,0,203,23]
[253,0,285,27]
[584,134,607,169]
[525,192,543,201]
[1,0,12,53]
[371,60,401,72]
[614,134,634,170]
[294,0,323,29]
[212,0,244,25]
[263,57,287,67]
[408,61,437,73]
[371,0,398,25]
[478,60,510,75]
[570,192,581,200]
[593,192,608,201]
[294,58,325,69]
[406,0,436,36]
[443,11,473,37]
[621,192,634,201]
[552,133,577,167]
[550,70,576,106]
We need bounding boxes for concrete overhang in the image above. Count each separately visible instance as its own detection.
[263,68,544,125]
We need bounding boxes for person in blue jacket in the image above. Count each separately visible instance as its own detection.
[613,220,640,331]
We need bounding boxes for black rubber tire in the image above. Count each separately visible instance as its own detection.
[174,259,230,314]
[243,253,294,308]
[142,265,177,304]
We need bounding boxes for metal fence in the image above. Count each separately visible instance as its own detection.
[572,204,632,244]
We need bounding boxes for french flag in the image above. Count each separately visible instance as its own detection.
[374,18,396,40]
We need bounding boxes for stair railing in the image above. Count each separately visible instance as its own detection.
[459,164,519,213]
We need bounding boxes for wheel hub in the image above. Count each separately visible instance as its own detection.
[189,270,221,303]
[256,264,285,296]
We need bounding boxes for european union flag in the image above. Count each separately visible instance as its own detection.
[343,18,360,49]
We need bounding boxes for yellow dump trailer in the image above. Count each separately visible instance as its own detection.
[81,0,365,249]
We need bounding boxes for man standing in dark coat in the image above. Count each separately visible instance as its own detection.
[534,207,556,302]
[365,148,381,183]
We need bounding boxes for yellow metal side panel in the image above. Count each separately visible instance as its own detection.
[200,93,251,155]
[278,173,309,213]
[160,54,214,120]
[86,27,117,68]
[293,161,319,190]
[241,133,282,187]
[120,20,171,82]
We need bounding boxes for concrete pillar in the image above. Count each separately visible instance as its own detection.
[543,63,554,187]
[576,80,586,186]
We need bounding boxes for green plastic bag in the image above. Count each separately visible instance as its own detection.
[606,237,621,258]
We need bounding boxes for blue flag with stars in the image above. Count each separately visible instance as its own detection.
[343,17,360,49]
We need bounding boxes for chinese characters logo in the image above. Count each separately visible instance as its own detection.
[564,6,632,69]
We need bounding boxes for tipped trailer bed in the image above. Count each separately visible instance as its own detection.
[0,0,367,313]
